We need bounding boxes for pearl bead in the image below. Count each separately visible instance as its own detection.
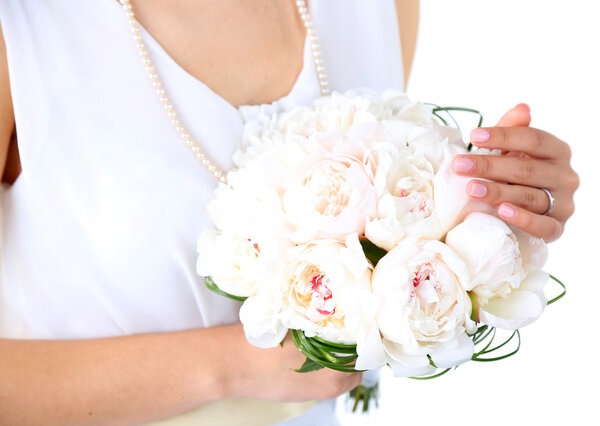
[119,0,329,183]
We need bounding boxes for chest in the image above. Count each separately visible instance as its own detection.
[129,0,306,107]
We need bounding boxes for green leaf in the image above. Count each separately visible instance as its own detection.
[473,330,521,362]
[359,237,388,267]
[295,357,325,373]
[425,104,483,151]
[204,276,247,302]
[473,326,495,346]
[427,354,438,368]
[410,368,452,380]
[472,328,497,358]
[547,274,566,305]
[478,330,518,355]
[290,330,361,373]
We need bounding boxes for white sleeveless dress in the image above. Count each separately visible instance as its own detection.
[0,1,404,424]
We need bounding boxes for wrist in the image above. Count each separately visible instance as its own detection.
[202,323,257,400]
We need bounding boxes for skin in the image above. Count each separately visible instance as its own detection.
[452,104,579,242]
[0,1,415,424]
[0,0,578,424]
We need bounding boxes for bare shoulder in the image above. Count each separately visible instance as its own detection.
[0,23,15,182]
[394,0,420,88]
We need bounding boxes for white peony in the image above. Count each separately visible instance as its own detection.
[197,174,294,298]
[445,212,548,330]
[240,234,384,368]
[364,145,474,251]
[196,228,293,298]
[370,240,476,377]
[282,153,377,243]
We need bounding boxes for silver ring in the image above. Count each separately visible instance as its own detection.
[540,188,555,216]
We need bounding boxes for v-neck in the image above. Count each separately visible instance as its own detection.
[111,0,314,112]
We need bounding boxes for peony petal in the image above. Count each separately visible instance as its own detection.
[429,332,474,368]
[421,240,471,290]
[513,227,548,272]
[479,290,545,330]
[388,359,436,378]
[355,323,387,371]
[446,213,513,269]
[408,127,466,172]
[383,340,435,377]
[239,294,288,348]
[519,269,549,302]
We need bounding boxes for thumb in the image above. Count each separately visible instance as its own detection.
[495,103,531,127]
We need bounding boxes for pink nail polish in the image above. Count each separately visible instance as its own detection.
[471,128,490,143]
[498,204,516,219]
[453,157,474,173]
[468,182,487,197]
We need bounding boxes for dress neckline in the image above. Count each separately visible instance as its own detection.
[111,0,314,112]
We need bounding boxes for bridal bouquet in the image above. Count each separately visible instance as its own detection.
[196,89,564,408]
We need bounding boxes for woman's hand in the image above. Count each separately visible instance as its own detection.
[230,327,363,402]
[452,104,579,242]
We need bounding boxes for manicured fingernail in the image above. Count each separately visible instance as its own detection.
[498,204,516,219]
[468,181,487,198]
[453,157,474,172]
[470,128,490,143]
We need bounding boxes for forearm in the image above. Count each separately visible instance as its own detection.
[0,324,243,425]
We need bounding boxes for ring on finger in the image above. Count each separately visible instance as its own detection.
[540,188,555,216]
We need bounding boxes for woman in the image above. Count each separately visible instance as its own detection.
[0,0,578,425]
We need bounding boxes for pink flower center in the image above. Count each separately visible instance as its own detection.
[310,274,335,316]
[397,188,411,198]
[413,265,435,287]
[247,238,261,258]
[409,263,439,301]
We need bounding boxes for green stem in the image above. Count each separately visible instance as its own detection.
[410,368,452,380]
[473,330,521,362]
[204,276,247,302]
[547,274,566,305]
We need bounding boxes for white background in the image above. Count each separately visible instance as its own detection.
[337,1,600,425]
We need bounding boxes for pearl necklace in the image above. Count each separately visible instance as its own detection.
[119,0,330,183]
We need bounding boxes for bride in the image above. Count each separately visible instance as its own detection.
[0,0,577,424]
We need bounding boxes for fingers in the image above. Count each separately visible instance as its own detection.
[343,372,363,392]
[496,202,564,242]
[452,155,559,189]
[306,370,362,399]
[466,180,549,215]
[495,103,531,127]
[466,179,575,220]
[469,126,570,160]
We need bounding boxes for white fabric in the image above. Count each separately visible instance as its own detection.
[0,0,403,424]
